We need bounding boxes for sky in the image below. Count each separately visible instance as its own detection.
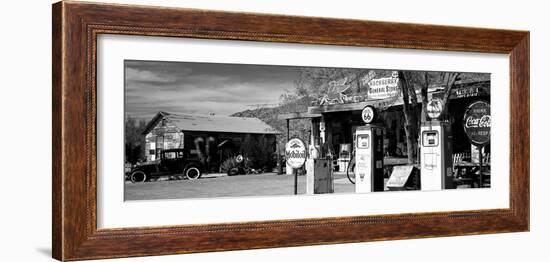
[124,60,490,121]
[125,60,300,120]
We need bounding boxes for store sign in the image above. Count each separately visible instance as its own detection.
[285,138,307,169]
[426,97,444,119]
[367,77,399,100]
[454,86,482,99]
[361,105,377,124]
[318,93,368,106]
[386,165,415,188]
[316,72,379,106]
[429,86,489,101]
[463,101,491,145]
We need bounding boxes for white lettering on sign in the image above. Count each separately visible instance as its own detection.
[463,100,491,145]
[465,115,491,128]
[455,87,481,98]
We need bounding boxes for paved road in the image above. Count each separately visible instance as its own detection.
[125,172,355,201]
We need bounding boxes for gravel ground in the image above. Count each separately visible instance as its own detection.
[124,172,355,201]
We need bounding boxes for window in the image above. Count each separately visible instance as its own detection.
[357,134,370,149]
[422,131,439,147]
[163,152,177,159]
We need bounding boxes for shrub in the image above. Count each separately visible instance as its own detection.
[220,156,240,173]
[240,135,276,170]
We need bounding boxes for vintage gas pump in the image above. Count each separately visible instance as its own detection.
[354,106,385,193]
[420,120,454,190]
[305,118,333,195]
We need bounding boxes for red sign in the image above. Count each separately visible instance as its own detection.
[463,101,491,145]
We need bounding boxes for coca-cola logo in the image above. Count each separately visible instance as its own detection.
[463,101,491,145]
[464,115,491,128]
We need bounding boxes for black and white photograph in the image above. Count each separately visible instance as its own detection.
[124,60,491,201]
[3,0,545,261]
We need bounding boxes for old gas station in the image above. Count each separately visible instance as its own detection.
[281,74,491,194]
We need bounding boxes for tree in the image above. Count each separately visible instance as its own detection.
[440,72,461,116]
[397,71,418,164]
[398,71,462,164]
[233,66,480,166]
[124,117,148,164]
[240,134,276,169]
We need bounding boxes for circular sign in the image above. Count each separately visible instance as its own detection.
[361,105,377,124]
[463,100,491,145]
[285,138,307,169]
[427,97,444,119]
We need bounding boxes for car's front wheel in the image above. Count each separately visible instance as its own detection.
[227,167,239,176]
[184,166,202,180]
[130,171,147,183]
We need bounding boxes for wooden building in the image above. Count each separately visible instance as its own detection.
[141,112,279,171]
[281,77,490,165]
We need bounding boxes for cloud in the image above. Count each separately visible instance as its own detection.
[125,60,299,119]
[125,68,178,85]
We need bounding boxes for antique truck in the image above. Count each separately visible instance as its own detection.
[128,149,204,183]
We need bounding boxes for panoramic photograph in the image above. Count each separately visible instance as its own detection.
[123,60,491,201]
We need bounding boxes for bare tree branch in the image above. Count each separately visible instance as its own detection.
[441,72,460,116]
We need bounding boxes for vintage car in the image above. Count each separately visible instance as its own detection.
[129,149,204,183]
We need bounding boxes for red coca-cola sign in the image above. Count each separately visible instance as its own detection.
[463,100,491,145]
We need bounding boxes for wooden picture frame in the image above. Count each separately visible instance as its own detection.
[52,1,529,261]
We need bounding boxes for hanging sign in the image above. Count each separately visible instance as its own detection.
[367,77,400,100]
[285,138,307,169]
[463,100,491,145]
[361,105,377,124]
[426,97,444,119]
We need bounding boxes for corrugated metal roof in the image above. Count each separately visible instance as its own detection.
[147,112,280,135]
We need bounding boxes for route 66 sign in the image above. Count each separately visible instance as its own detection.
[362,105,377,124]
